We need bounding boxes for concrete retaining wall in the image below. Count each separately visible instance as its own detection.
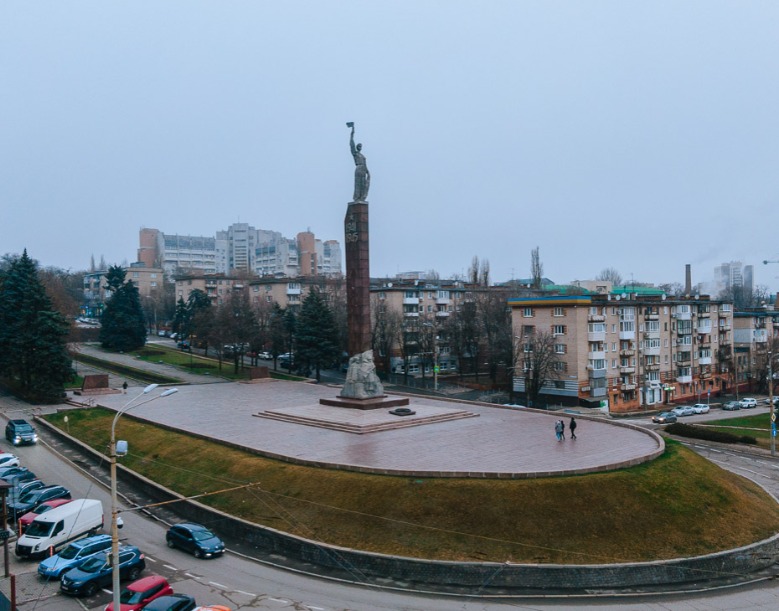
[36,415,779,593]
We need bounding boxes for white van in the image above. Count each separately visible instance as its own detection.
[15,499,104,559]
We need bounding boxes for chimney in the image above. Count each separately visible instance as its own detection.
[684,264,692,295]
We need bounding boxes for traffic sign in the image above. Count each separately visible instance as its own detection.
[772,412,776,423]
[0,529,10,541]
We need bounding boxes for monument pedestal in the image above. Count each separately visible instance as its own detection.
[320,349,410,410]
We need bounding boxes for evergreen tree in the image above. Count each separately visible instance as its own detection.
[0,250,73,402]
[172,297,190,340]
[295,289,339,381]
[268,303,287,368]
[100,265,147,351]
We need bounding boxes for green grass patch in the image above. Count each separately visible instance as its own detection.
[73,353,181,385]
[44,410,779,564]
[700,413,775,449]
[665,423,757,445]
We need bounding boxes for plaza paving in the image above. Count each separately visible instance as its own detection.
[89,378,663,478]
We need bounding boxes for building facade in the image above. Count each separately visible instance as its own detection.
[509,289,735,414]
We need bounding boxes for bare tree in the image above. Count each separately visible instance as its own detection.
[530,247,543,289]
[517,329,562,409]
[371,294,402,375]
[596,267,623,286]
[477,288,513,384]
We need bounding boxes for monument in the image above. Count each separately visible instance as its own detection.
[319,123,408,410]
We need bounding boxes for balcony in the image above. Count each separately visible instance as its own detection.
[403,297,420,305]
[699,356,712,365]
[697,324,712,334]
[619,349,635,357]
[700,371,712,379]
[644,345,660,356]
[620,366,635,374]
[674,310,692,321]
[436,297,450,305]
[621,383,637,391]
[436,311,450,318]
[697,311,710,318]
[677,356,692,365]
[645,364,660,372]
[619,330,635,341]
[588,331,606,342]
[677,375,692,383]
[645,313,659,321]
[718,323,731,331]
[404,311,419,318]
[588,314,605,323]
[643,331,660,339]
[588,368,606,379]
[589,351,606,361]
[590,387,607,398]
[677,327,692,336]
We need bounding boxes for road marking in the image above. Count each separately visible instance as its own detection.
[269,598,289,604]
[164,564,177,570]
[236,590,255,596]
[145,556,158,562]
[209,581,228,589]
[185,572,196,578]
[306,607,325,610]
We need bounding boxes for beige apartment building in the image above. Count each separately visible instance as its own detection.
[508,289,735,414]
[733,308,779,393]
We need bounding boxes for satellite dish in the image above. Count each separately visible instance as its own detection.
[661,294,666,300]
[621,293,627,299]
[387,282,393,288]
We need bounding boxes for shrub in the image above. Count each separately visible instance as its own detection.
[665,423,757,445]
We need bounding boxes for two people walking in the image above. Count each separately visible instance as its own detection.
[555,417,577,441]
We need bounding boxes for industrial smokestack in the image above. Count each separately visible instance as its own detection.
[685,264,692,295]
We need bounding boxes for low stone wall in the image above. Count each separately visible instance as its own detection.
[35,415,779,593]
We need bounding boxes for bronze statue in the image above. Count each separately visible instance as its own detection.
[347,122,370,202]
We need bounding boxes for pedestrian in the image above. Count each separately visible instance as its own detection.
[570,416,577,439]
[559,419,566,440]
[555,420,563,442]
[122,381,128,394]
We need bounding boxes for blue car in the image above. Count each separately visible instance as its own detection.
[60,545,145,596]
[166,523,225,559]
[38,534,112,580]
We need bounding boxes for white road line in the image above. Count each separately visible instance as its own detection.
[236,590,255,596]
[306,607,325,610]
[164,564,178,570]
[209,581,228,589]
[145,556,158,562]
[269,598,289,604]
[185,572,196,578]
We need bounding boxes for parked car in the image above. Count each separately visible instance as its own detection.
[5,419,37,446]
[17,499,104,559]
[764,396,779,405]
[258,351,272,360]
[0,465,34,479]
[7,480,45,505]
[0,453,20,468]
[740,398,758,408]
[140,595,197,611]
[723,401,741,411]
[104,574,173,611]
[672,406,694,417]
[9,484,71,522]
[60,545,145,597]
[166,523,225,559]
[19,498,73,532]
[691,403,710,414]
[38,534,112,580]
[652,412,678,424]
[177,340,191,351]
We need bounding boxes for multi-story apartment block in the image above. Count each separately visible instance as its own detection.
[733,308,779,392]
[140,225,341,280]
[712,260,754,296]
[508,288,734,414]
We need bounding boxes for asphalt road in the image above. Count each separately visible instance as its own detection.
[2,389,779,610]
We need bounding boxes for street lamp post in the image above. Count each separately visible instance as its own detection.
[769,352,775,457]
[110,384,178,611]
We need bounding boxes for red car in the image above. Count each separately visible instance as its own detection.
[104,575,173,611]
[17,498,72,532]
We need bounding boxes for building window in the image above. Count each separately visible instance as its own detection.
[554,343,566,354]
[523,308,534,318]
[552,325,566,336]
[553,307,565,317]
[522,325,535,335]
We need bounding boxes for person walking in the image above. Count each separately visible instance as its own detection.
[555,420,563,442]
[570,417,577,439]
[122,381,128,394]
[559,419,566,440]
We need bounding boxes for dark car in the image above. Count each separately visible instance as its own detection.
[5,419,37,446]
[60,545,145,597]
[652,412,678,424]
[1,468,38,488]
[140,594,197,611]
[723,401,741,411]
[9,484,71,522]
[166,523,224,559]
[7,479,44,505]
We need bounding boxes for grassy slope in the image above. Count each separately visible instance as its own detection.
[45,408,779,564]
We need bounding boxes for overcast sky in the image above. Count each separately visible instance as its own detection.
[2,2,778,291]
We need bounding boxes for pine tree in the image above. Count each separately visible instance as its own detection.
[295,289,339,381]
[0,250,73,402]
[100,265,147,351]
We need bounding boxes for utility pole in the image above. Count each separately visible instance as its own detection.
[770,351,776,456]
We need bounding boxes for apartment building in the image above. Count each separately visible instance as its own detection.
[508,289,735,414]
[733,308,779,392]
[140,225,341,279]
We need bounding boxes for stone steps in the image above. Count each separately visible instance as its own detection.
[256,409,477,434]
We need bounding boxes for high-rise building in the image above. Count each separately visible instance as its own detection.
[712,261,754,296]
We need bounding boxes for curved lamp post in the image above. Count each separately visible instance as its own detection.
[111,384,178,611]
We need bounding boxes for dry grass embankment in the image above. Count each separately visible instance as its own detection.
[45,408,779,564]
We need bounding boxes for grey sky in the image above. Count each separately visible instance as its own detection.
[2,2,778,291]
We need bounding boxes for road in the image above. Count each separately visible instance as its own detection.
[2,390,779,610]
